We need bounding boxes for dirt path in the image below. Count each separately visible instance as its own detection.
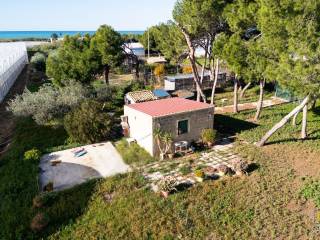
[215,97,288,114]
[0,65,29,155]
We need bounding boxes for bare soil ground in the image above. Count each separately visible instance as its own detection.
[261,144,320,236]
[215,97,288,114]
[0,65,29,155]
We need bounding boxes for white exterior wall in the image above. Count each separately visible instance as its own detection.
[164,79,176,91]
[0,42,28,103]
[124,106,154,156]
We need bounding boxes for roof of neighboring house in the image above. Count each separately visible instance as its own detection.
[153,89,170,98]
[126,90,157,103]
[165,72,210,82]
[172,90,195,99]
[127,98,213,117]
[147,56,167,64]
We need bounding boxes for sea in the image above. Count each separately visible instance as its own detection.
[0,30,144,39]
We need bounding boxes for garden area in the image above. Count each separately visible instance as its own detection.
[2,0,320,239]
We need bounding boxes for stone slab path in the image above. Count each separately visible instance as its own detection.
[139,138,244,191]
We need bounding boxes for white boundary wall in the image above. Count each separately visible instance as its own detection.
[0,42,28,102]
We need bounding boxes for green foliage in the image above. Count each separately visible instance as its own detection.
[91,25,124,72]
[0,118,69,239]
[24,149,41,162]
[301,180,320,208]
[173,0,228,38]
[46,34,99,86]
[179,165,192,175]
[30,52,46,72]
[64,100,113,144]
[8,81,89,125]
[201,128,217,144]
[141,22,186,64]
[115,139,156,166]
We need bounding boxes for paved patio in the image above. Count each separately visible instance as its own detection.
[39,142,130,191]
[139,138,245,192]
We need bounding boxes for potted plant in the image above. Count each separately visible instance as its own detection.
[157,176,177,198]
[201,129,217,148]
[194,169,205,182]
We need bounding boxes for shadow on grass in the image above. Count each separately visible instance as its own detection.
[36,179,99,238]
[266,136,320,146]
[214,114,259,135]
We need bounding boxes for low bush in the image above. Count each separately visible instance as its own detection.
[201,128,217,144]
[64,100,113,144]
[8,81,89,125]
[24,149,41,162]
[116,139,156,165]
[301,180,320,208]
[30,52,46,72]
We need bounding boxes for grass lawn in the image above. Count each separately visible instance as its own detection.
[1,102,320,239]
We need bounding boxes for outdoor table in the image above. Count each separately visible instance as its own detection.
[174,141,188,153]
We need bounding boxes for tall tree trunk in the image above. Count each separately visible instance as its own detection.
[240,82,252,99]
[301,103,308,139]
[104,65,110,85]
[256,95,310,147]
[210,58,219,105]
[254,79,265,121]
[179,26,206,102]
[233,76,239,113]
[135,59,140,79]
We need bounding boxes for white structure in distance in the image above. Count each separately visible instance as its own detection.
[0,42,28,102]
[124,42,145,57]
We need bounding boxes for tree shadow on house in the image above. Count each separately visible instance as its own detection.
[214,114,259,135]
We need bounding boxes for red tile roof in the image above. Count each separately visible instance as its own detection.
[127,98,213,117]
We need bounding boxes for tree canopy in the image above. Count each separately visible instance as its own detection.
[46,34,99,86]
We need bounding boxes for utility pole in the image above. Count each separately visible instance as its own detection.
[148,29,150,59]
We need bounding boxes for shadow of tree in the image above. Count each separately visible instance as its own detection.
[266,136,320,145]
[35,178,99,238]
[214,114,259,135]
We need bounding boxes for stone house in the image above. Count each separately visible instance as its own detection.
[122,98,214,157]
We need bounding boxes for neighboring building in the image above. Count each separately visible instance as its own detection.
[171,90,195,99]
[124,42,145,57]
[122,98,214,157]
[164,72,212,91]
[125,90,158,105]
[146,56,167,65]
[152,89,171,99]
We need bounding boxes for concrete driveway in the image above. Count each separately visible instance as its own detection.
[39,142,130,191]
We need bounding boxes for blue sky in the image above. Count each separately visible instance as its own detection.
[0,0,176,31]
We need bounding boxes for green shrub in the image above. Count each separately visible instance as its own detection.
[116,139,155,165]
[179,166,192,175]
[8,81,89,125]
[301,180,320,208]
[30,52,46,72]
[201,129,217,144]
[64,100,113,144]
[24,149,41,162]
